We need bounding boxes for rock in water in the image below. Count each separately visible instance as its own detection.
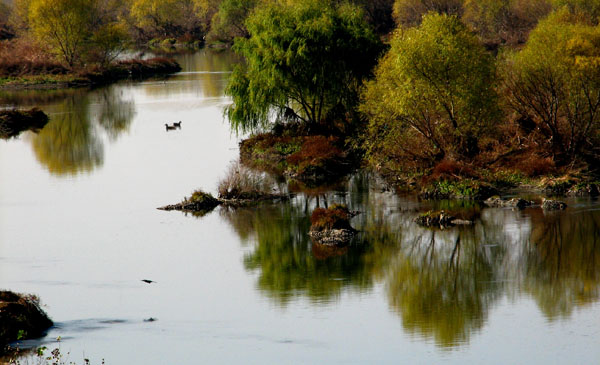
[542,199,567,211]
[484,196,534,209]
[0,291,53,353]
[309,205,357,245]
[309,229,356,246]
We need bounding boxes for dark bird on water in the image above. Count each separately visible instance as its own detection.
[173,121,181,128]
[141,279,156,284]
[165,123,176,131]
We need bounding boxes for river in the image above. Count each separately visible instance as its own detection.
[0,50,599,364]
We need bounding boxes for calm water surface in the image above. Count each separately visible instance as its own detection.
[0,50,599,364]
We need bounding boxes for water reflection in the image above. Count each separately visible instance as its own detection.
[32,96,104,175]
[141,51,239,99]
[222,201,376,305]
[28,87,136,175]
[385,226,503,348]
[94,88,136,142]
[222,173,600,348]
[524,208,600,319]
[0,85,135,175]
[0,50,238,176]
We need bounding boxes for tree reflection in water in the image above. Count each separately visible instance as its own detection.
[222,172,600,348]
[524,207,600,319]
[29,87,135,176]
[221,199,377,305]
[385,226,503,348]
[94,87,136,141]
[32,95,104,175]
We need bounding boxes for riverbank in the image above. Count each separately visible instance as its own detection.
[237,129,600,200]
[0,58,181,90]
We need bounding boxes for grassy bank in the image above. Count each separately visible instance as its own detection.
[0,57,181,90]
[237,126,600,200]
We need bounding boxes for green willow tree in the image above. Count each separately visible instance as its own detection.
[361,13,498,167]
[225,0,383,133]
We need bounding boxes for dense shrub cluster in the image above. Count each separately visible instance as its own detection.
[361,5,600,179]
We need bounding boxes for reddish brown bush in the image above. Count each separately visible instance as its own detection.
[519,154,556,177]
[0,39,66,76]
[310,204,353,231]
[431,159,477,180]
[287,136,342,169]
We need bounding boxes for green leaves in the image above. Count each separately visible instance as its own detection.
[361,13,498,166]
[504,8,600,163]
[225,0,383,133]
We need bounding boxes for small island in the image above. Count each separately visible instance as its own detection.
[309,204,358,246]
[0,291,53,354]
[0,108,48,139]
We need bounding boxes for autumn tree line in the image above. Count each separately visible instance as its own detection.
[223,0,600,180]
[2,0,600,178]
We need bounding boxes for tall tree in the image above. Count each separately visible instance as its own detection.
[503,8,600,165]
[462,0,551,45]
[225,0,383,133]
[130,0,204,39]
[28,0,95,67]
[361,13,498,166]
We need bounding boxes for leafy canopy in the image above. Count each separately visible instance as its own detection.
[361,13,498,166]
[29,0,95,66]
[225,0,383,133]
[27,0,129,67]
[503,8,600,164]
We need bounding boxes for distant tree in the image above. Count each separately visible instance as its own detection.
[193,0,222,30]
[551,0,600,23]
[206,0,258,43]
[503,9,600,165]
[393,0,463,27]
[9,0,32,33]
[361,13,498,166]
[225,0,383,133]
[130,0,204,39]
[462,0,551,45]
[27,0,129,67]
[0,2,14,39]
[87,23,129,66]
[28,0,95,67]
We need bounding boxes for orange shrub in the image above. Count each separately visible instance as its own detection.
[310,204,352,231]
[286,136,343,175]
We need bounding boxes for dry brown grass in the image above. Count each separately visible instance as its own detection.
[0,38,65,76]
[217,161,278,200]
